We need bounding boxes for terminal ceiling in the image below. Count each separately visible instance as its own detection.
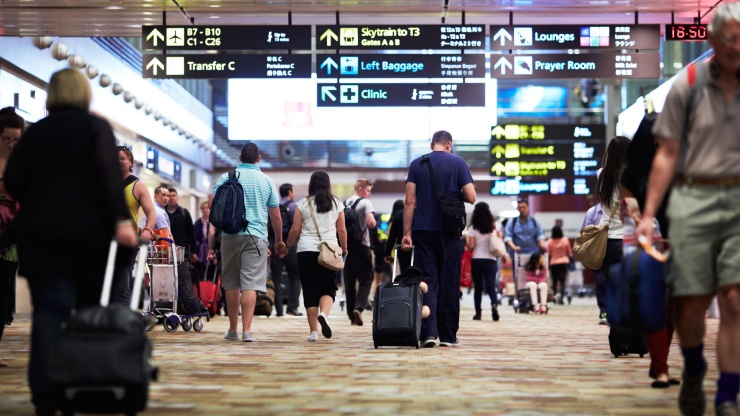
[0,0,726,37]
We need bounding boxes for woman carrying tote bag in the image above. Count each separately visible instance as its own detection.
[280,171,347,343]
[465,202,503,322]
[592,136,631,325]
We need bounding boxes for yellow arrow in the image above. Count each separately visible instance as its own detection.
[320,29,338,47]
[491,145,505,158]
[491,162,506,175]
[491,125,506,139]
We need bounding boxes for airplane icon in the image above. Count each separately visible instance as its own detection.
[166,28,185,47]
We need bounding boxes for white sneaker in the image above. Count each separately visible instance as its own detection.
[307,331,318,342]
[242,332,257,342]
[318,312,332,339]
[223,330,239,340]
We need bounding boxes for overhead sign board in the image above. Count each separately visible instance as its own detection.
[490,141,605,161]
[142,54,312,79]
[141,25,312,50]
[489,25,660,50]
[317,83,485,107]
[489,123,604,195]
[316,54,486,78]
[315,25,486,50]
[490,177,597,195]
[488,53,660,79]
[491,123,606,142]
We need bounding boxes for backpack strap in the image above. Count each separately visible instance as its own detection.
[349,198,367,234]
[678,62,707,176]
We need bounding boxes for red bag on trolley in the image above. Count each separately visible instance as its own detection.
[198,263,221,316]
[460,250,473,288]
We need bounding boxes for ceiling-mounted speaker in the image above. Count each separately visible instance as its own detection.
[99,74,112,88]
[67,54,87,69]
[86,65,99,79]
[51,43,70,60]
[33,36,53,50]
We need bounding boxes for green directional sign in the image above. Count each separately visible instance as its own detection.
[141,25,312,50]
[317,83,485,107]
[316,25,486,50]
[142,54,311,79]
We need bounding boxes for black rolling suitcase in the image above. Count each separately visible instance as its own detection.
[48,240,157,415]
[609,325,648,358]
[373,246,423,349]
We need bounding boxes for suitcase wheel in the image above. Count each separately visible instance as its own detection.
[374,344,378,349]
[639,353,644,358]
[182,318,192,331]
[194,318,204,332]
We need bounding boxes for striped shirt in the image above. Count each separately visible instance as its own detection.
[212,163,279,242]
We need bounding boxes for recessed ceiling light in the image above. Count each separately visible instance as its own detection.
[209,15,220,18]
[210,5,221,7]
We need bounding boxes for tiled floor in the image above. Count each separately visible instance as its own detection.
[0,293,719,415]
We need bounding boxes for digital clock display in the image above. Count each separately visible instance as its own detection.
[665,24,708,41]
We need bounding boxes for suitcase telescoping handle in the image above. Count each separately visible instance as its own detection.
[393,244,414,275]
[100,239,150,310]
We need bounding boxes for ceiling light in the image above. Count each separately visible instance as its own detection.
[99,74,112,88]
[111,83,123,95]
[33,36,53,49]
[51,43,70,60]
[86,65,99,79]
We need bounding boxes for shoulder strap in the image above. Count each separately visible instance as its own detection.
[122,175,138,189]
[421,154,445,201]
[229,169,239,180]
[307,197,323,242]
[679,62,707,175]
[351,198,362,209]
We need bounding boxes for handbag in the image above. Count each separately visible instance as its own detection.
[488,231,506,258]
[573,199,619,270]
[307,198,344,272]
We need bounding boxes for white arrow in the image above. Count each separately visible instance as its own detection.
[146,28,164,47]
[146,57,165,76]
[321,86,337,102]
[320,29,338,47]
[493,57,512,75]
[493,28,512,46]
[320,57,338,75]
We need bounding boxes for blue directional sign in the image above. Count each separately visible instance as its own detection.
[316,54,486,78]
[317,83,485,107]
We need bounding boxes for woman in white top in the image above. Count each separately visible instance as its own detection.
[594,136,631,325]
[281,171,347,342]
[465,202,502,321]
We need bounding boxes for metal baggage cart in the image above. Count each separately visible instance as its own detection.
[144,240,206,332]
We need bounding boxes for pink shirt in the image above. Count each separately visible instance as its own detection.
[547,238,573,265]
[526,268,547,283]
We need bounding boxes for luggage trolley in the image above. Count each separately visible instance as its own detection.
[512,251,555,314]
[144,240,207,332]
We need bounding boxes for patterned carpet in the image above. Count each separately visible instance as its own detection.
[0,293,719,415]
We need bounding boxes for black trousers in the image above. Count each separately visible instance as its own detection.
[0,259,18,341]
[344,245,373,318]
[593,238,623,314]
[270,245,301,314]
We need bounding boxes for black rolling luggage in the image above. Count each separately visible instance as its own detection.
[48,240,157,415]
[608,326,647,358]
[372,246,423,349]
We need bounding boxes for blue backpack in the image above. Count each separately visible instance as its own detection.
[209,170,248,235]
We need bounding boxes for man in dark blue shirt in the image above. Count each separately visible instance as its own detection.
[401,130,476,348]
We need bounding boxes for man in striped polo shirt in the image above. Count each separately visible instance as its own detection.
[210,143,284,343]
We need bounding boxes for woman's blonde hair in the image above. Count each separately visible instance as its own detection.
[46,68,92,112]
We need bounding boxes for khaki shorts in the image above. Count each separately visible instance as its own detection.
[220,234,268,292]
[666,185,740,296]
